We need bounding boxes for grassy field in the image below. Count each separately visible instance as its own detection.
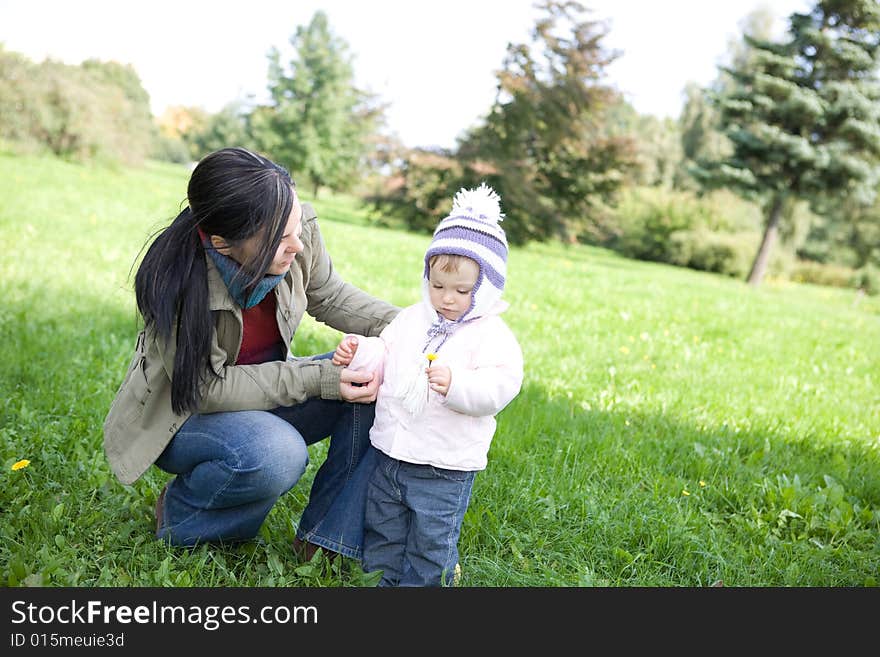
[1,152,878,587]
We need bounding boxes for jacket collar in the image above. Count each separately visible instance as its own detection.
[206,255,238,312]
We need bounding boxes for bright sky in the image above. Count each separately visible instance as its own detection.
[0,0,811,149]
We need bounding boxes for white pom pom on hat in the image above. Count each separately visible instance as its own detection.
[450,182,506,225]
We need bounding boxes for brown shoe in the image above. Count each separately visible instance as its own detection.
[292,536,339,562]
[155,484,168,537]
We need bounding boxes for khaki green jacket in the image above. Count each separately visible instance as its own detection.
[103,203,399,485]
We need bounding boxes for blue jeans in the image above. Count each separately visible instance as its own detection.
[362,448,476,587]
[154,396,375,559]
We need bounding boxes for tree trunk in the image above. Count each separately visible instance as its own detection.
[746,193,784,287]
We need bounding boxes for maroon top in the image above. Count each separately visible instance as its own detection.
[236,293,283,364]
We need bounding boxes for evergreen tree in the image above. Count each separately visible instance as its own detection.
[693,0,880,286]
[678,8,776,190]
[255,11,383,197]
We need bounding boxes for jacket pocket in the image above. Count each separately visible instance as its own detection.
[104,334,152,432]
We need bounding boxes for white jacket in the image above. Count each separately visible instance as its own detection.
[348,300,524,471]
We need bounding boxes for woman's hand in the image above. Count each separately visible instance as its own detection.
[427,364,451,396]
[332,335,359,366]
[339,368,378,402]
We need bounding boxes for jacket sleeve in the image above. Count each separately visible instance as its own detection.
[300,205,400,337]
[151,324,343,413]
[346,334,387,384]
[443,319,524,418]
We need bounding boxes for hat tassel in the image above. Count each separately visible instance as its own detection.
[396,354,431,415]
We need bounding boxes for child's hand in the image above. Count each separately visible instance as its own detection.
[427,364,451,396]
[332,336,359,366]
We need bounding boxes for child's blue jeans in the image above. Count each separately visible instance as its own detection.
[154,396,375,559]
[361,448,476,586]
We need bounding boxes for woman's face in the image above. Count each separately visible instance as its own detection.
[218,193,304,275]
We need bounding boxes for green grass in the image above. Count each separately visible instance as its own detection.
[1,153,878,587]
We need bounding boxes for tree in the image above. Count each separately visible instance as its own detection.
[185,102,256,159]
[0,48,155,164]
[458,0,639,245]
[617,106,683,189]
[367,146,491,234]
[677,82,730,190]
[157,105,209,141]
[693,0,880,286]
[254,11,384,197]
[679,8,778,191]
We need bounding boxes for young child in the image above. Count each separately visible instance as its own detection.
[332,183,524,586]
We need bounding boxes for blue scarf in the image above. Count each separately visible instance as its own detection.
[202,236,285,310]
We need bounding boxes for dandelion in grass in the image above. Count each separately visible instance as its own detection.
[682,489,690,496]
[699,480,706,488]
[11,459,30,471]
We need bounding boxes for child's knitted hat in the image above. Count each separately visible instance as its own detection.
[423,182,508,322]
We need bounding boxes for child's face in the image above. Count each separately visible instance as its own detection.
[428,258,479,321]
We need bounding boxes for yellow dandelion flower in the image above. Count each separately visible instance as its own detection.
[699,480,706,487]
[426,353,437,363]
[682,489,690,496]
[11,459,30,471]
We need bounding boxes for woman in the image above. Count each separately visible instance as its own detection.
[103,147,399,559]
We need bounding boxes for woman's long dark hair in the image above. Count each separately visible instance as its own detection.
[134,147,295,414]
